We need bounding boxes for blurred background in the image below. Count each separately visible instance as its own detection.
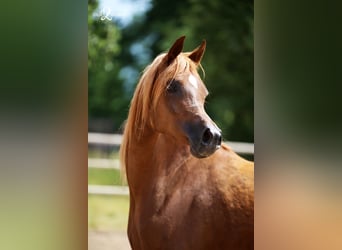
[88,0,253,141]
[1,1,341,250]
[88,0,253,249]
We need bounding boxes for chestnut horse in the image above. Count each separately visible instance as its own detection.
[120,36,254,250]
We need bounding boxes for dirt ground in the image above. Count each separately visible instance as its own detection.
[88,230,131,250]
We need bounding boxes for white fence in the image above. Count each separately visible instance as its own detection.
[88,185,129,196]
[88,133,254,196]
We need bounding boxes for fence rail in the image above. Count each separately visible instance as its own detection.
[88,132,254,154]
[88,158,120,169]
[88,133,254,196]
[88,185,129,196]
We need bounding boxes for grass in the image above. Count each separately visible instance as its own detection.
[88,150,129,231]
[88,195,129,231]
[88,168,125,186]
[88,149,119,159]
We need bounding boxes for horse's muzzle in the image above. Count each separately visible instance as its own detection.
[186,123,222,158]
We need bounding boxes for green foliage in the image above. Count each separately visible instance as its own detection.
[88,0,129,127]
[120,0,254,141]
[88,0,253,141]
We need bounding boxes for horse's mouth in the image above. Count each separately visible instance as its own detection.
[189,142,221,158]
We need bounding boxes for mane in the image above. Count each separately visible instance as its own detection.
[119,52,200,177]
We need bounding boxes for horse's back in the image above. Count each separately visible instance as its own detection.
[213,143,254,227]
[188,143,254,249]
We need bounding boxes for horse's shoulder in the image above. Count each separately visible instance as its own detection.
[207,145,254,211]
[214,143,254,176]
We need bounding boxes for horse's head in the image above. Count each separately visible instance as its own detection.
[152,36,222,158]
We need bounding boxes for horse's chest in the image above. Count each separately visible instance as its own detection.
[135,189,218,247]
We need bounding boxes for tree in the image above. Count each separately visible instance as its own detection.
[120,0,254,142]
[88,0,129,130]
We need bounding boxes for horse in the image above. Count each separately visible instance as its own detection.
[120,36,254,250]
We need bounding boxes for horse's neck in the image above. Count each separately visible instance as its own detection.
[126,129,157,186]
[126,130,189,198]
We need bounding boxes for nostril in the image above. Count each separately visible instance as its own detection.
[202,128,213,145]
[218,135,222,145]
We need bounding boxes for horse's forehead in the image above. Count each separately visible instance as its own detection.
[188,74,198,89]
[181,72,208,97]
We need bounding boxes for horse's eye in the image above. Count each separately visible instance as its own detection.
[166,80,180,93]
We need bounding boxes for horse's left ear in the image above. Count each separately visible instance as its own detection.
[188,40,206,64]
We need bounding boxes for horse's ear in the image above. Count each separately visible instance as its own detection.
[165,36,185,65]
[188,40,206,64]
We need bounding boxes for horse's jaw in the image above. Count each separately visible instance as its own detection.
[189,143,220,158]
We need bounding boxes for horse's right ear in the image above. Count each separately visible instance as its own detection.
[165,36,185,65]
[188,39,206,65]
